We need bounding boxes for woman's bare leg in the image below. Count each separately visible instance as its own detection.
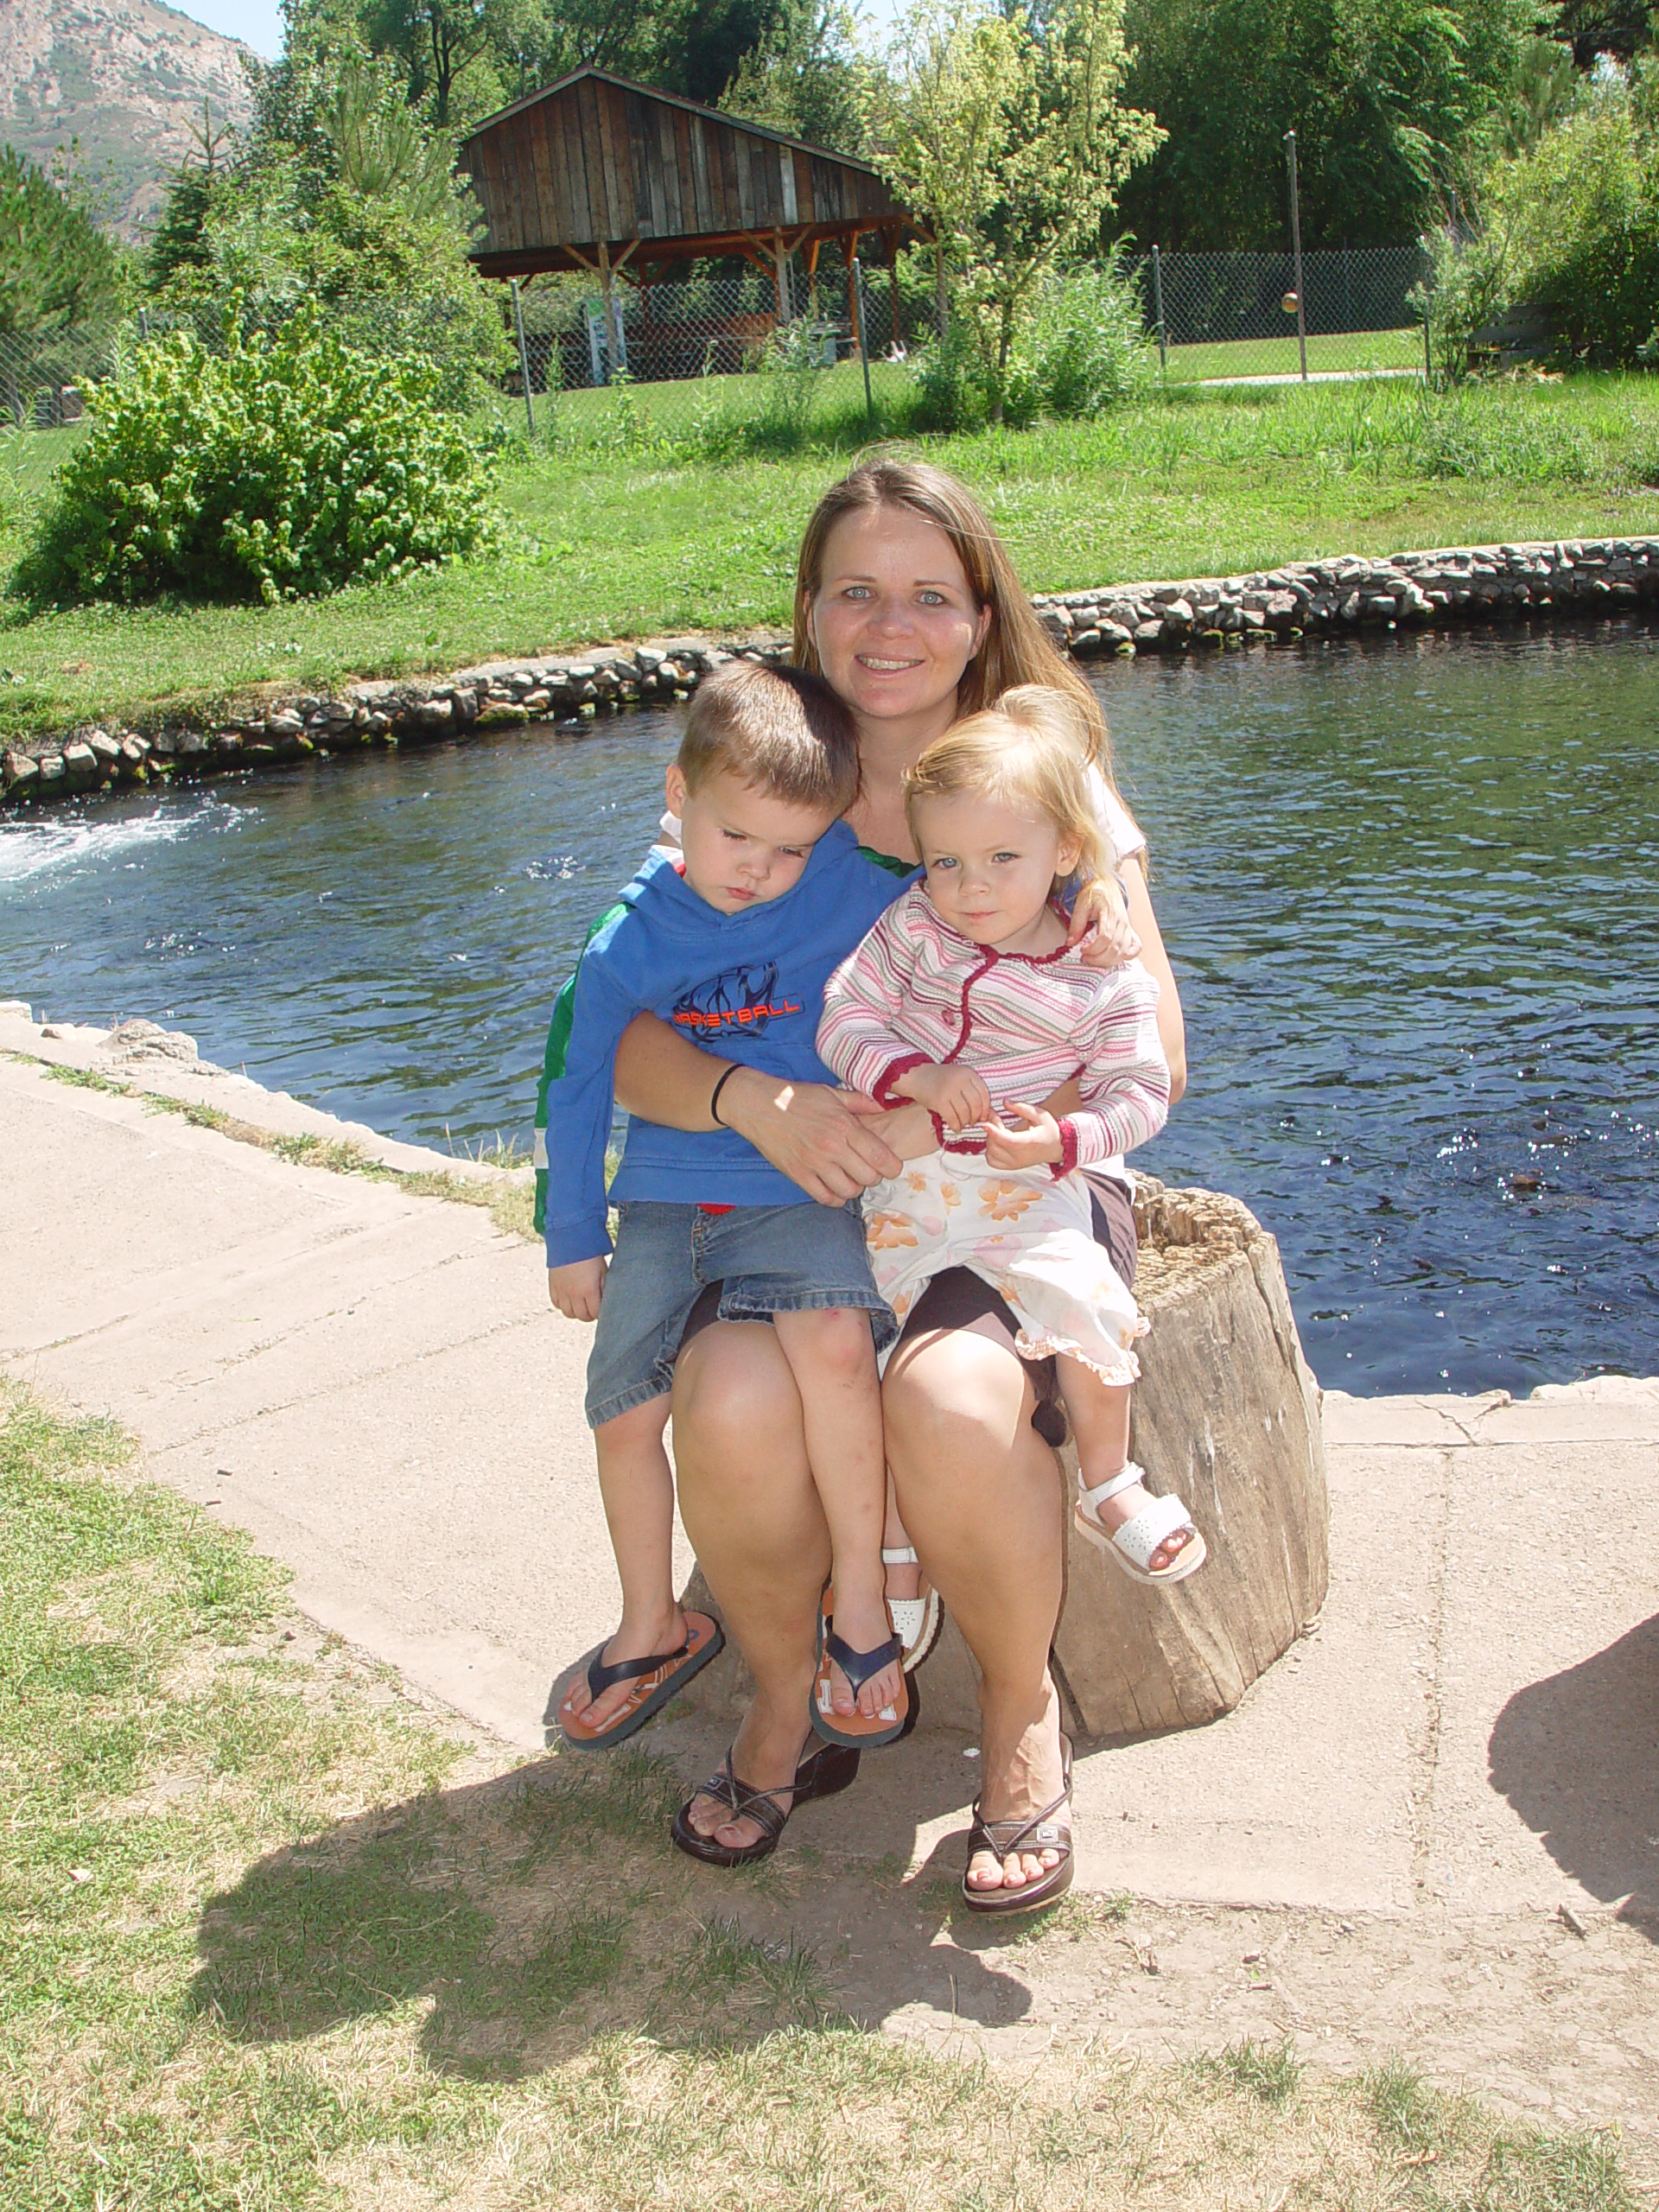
[883,1317,1068,1895]
[671,1319,830,1853]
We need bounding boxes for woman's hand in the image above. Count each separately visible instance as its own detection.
[983,1101,1064,1170]
[719,1065,905,1205]
[1067,876,1141,969]
[549,1256,607,1322]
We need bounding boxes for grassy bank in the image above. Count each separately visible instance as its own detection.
[0,1383,1639,2211]
[0,372,1656,743]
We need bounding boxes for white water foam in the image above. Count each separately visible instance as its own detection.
[0,796,247,888]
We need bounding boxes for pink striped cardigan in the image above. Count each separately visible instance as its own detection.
[818,882,1170,1177]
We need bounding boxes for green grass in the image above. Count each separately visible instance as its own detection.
[1,369,1656,743]
[1162,323,1427,383]
[0,1383,1641,2210]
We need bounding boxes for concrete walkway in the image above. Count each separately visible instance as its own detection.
[4,1008,1656,1946]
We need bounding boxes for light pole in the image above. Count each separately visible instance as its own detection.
[1283,130,1309,383]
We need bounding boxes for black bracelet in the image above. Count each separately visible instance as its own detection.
[709,1065,740,1127]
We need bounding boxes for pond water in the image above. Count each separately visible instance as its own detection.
[3,621,1656,1395]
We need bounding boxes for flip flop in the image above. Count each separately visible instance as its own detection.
[555,1611,724,1751]
[671,1738,861,1867]
[961,1735,1074,1916]
[810,1586,908,1749]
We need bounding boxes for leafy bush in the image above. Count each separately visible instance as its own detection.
[19,308,497,606]
[1493,56,1659,368]
[1005,258,1155,423]
[909,321,995,433]
[1414,221,1513,383]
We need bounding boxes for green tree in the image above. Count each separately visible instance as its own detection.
[868,0,1161,417]
[0,147,124,340]
[1116,0,1542,249]
[146,103,240,293]
[721,0,869,150]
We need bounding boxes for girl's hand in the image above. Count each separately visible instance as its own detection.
[897,1060,993,1133]
[881,1098,942,1162]
[719,1065,904,1205]
[983,1100,1064,1169]
[1068,876,1141,969]
[549,1256,607,1321]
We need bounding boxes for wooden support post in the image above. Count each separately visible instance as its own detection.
[772,229,790,325]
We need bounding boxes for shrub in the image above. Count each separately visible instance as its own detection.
[19,307,497,606]
[1005,257,1155,423]
[1414,221,1513,383]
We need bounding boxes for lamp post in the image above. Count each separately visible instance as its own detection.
[1283,130,1309,383]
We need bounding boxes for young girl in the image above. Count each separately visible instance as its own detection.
[818,685,1208,1588]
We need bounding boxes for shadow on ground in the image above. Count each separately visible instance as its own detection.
[189,1725,1057,2079]
[1488,1612,1659,1936]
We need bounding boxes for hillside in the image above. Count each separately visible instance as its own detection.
[0,0,255,237]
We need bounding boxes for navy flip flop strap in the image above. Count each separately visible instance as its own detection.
[584,1629,695,1699]
[823,1626,903,1694]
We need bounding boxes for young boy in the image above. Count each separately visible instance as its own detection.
[543,661,909,1754]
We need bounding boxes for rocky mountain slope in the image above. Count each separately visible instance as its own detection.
[1,0,254,236]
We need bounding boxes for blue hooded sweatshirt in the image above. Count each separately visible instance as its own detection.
[541,822,914,1268]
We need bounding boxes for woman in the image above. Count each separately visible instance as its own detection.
[612,460,1186,1905]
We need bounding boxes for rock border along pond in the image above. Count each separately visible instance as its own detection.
[4,535,1656,807]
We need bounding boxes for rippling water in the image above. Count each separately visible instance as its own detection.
[4,621,1655,1393]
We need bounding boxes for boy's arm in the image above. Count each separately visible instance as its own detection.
[817,899,934,1103]
[542,935,646,1268]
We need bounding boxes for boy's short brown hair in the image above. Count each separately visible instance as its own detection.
[677,659,859,817]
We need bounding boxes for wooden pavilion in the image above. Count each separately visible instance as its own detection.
[456,67,917,359]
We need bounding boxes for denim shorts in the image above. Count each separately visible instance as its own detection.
[584,1198,896,1429]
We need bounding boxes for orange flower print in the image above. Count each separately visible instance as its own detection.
[939,1181,962,1209]
[980,1180,1040,1223]
[906,1169,929,1195]
[867,1211,920,1251]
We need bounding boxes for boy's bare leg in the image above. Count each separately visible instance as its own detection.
[566,1395,687,1731]
[1057,1359,1195,1575]
[772,1308,900,1720]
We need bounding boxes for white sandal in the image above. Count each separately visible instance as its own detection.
[883,1546,943,1672]
[1075,1464,1208,1587]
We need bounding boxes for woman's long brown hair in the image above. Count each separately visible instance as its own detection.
[791,456,1118,789]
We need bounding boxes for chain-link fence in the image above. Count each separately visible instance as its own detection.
[1136,245,1433,385]
[0,246,1433,451]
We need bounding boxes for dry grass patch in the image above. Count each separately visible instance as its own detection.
[0,1384,1638,2212]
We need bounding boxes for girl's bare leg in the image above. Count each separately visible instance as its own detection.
[882,1317,1068,1895]
[1061,1362,1195,1573]
[772,1307,899,1720]
[670,1319,830,1853]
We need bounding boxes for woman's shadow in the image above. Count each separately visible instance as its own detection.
[1487,1613,1659,1935]
[188,1719,1042,2080]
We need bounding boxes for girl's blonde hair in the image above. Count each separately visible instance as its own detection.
[904,685,1107,894]
[791,456,1118,791]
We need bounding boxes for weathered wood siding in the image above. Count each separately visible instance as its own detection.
[461,70,903,259]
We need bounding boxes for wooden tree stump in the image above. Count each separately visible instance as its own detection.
[676,1177,1329,1741]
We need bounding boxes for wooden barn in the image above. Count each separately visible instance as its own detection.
[456,67,917,336]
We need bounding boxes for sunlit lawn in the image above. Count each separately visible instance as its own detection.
[1,368,1655,741]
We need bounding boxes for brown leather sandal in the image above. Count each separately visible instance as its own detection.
[555,1611,723,1751]
[671,1739,861,1867]
[961,1736,1074,1916]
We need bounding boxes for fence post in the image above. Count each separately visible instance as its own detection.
[1151,244,1168,380]
[853,258,875,423]
[1283,130,1308,382]
[1422,295,1433,384]
[511,278,535,436]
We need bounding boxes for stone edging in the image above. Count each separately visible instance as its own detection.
[3,535,1656,808]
